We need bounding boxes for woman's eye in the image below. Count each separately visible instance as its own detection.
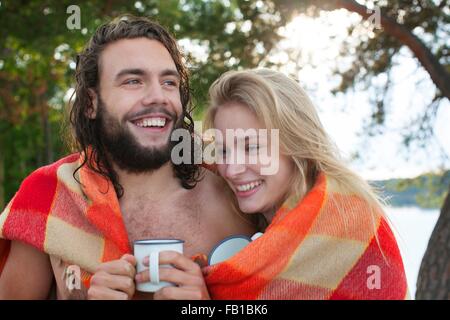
[246,144,260,153]
[215,147,227,158]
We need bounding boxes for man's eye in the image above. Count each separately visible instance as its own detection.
[163,79,179,87]
[124,79,141,85]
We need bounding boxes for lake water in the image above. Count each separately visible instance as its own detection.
[385,206,440,299]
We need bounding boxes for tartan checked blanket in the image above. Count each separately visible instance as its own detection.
[0,153,131,288]
[202,173,409,299]
[0,153,408,299]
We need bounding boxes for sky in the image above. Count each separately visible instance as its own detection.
[263,10,450,180]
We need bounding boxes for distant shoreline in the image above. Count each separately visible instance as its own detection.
[370,170,449,209]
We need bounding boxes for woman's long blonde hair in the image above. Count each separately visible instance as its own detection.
[205,68,387,232]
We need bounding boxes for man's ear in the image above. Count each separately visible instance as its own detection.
[86,88,98,119]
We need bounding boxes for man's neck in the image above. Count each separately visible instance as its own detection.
[114,162,180,202]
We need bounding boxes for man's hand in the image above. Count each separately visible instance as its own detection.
[87,254,136,300]
[135,251,210,300]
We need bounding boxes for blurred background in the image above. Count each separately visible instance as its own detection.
[0,0,449,299]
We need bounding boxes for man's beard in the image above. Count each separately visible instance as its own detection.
[95,97,183,173]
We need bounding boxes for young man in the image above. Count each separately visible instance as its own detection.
[0,15,255,300]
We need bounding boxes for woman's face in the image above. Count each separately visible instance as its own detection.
[213,102,295,221]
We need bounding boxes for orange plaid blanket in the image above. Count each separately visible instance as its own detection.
[0,153,408,299]
[0,154,131,287]
[203,173,409,299]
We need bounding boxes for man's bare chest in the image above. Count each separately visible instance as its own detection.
[120,197,223,257]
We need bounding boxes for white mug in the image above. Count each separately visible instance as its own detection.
[208,232,264,265]
[133,239,184,293]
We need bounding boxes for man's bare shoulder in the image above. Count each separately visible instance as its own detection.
[195,168,231,204]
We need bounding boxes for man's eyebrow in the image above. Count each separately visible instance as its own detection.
[114,68,180,80]
[115,68,146,80]
[160,69,180,79]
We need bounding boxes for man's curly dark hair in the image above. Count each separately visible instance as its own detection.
[69,15,201,197]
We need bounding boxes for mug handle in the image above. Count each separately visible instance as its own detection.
[149,251,159,285]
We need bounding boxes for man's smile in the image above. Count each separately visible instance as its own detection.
[128,112,175,134]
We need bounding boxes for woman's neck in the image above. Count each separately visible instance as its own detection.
[261,208,277,224]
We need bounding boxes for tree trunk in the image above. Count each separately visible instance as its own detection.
[416,185,450,299]
[334,0,450,100]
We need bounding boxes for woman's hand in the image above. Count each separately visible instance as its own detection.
[135,251,210,300]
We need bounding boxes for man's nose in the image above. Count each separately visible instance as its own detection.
[141,81,167,106]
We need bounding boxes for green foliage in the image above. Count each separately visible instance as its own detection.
[332,0,449,140]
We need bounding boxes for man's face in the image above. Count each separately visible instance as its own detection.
[92,38,184,172]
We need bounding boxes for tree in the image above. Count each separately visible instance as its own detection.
[416,186,450,299]
[274,0,448,134]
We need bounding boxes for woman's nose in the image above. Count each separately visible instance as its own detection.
[225,162,246,178]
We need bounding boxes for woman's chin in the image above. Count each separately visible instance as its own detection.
[237,202,262,215]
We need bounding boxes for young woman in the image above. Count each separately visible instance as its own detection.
[202,69,409,300]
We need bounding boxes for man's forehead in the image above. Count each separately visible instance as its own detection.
[99,38,176,76]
